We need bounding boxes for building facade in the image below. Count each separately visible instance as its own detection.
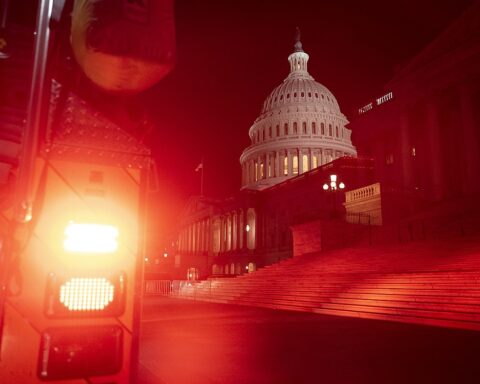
[175,157,374,279]
[349,1,480,219]
[173,4,480,279]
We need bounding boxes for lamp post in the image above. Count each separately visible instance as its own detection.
[323,174,345,218]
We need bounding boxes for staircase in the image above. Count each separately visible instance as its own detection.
[174,235,480,331]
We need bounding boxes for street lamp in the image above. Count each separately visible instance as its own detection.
[323,174,345,217]
[323,174,345,191]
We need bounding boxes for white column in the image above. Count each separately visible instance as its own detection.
[299,149,304,174]
[249,160,254,183]
[275,151,280,177]
[287,150,292,175]
[266,152,270,178]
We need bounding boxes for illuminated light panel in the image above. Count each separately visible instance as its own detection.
[63,223,119,253]
[60,278,115,311]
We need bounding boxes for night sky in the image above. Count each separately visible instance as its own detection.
[6,0,477,247]
[144,0,475,243]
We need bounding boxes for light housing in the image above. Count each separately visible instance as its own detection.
[45,272,126,318]
[37,325,123,380]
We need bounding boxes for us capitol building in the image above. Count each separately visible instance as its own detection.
[170,32,372,279]
[240,32,356,189]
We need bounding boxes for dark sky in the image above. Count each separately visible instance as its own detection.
[7,0,476,246]
[144,0,475,240]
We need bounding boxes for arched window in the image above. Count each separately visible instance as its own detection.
[246,208,256,250]
[302,154,309,173]
[335,126,339,137]
[329,124,332,136]
[302,122,307,134]
[292,155,298,175]
[293,122,298,134]
[212,218,221,254]
[321,123,325,135]
[262,129,265,141]
[276,125,279,137]
[269,126,272,138]
[284,123,288,135]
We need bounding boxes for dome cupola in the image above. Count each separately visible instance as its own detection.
[240,29,356,190]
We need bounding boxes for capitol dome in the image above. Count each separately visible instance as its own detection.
[240,32,356,190]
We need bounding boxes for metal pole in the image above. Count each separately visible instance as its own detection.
[200,159,204,197]
[14,0,53,222]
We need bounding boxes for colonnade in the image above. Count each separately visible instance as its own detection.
[242,148,349,186]
[178,208,257,255]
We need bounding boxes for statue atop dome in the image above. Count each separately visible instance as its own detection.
[294,27,304,52]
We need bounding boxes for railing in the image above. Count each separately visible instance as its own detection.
[144,279,199,296]
[345,182,381,203]
[144,280,173,295]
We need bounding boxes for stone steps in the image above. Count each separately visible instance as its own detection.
[173,236,480,330]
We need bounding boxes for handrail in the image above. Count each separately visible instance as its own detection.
[345,182,381,203]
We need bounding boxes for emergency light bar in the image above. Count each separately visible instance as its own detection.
[63,222,119,253]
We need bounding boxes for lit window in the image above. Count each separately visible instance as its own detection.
[283,156,288,176]
[293,155,298,175]
[385,153,394,165]
[302,155,309,173]
[313,155,318,168]
[411,147,416,157]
